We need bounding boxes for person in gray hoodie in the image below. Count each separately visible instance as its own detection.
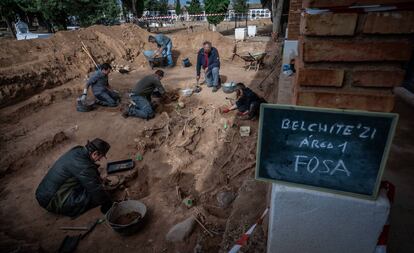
[81,63,120,107]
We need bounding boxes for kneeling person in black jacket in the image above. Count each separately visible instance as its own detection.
[221,83,267,120]
[35,138,113,217]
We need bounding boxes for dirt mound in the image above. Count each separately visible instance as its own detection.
[171,30,236,62]
[0,24,264,108]
[0,24,150,107]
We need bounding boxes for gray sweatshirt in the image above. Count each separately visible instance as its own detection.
[86,70,109,95]
[132,74,165,98]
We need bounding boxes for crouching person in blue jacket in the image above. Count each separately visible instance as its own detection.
[81,63,120,107]
[35,138,113,217]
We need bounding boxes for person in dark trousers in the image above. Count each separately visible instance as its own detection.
[196,41,221,92]
[35,138,113,217]
[221,83,267,120]
[81,63,120,107]
[148,34,173,67]
[121,70,166,119]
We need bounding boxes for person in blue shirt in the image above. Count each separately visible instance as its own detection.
[148,34,173,67]
[221,83,267,120]
[81,63,120,107]
[196,41,221,92]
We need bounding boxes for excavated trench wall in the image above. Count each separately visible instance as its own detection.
[0,23,259,108]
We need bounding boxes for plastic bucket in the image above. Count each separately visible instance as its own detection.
[143,50,155,59]
[248,26,257,37]
[235,28,246,41]
[182,58,191,67]
[105,200,147,236]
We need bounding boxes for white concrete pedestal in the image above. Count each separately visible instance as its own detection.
[267,184,390,253]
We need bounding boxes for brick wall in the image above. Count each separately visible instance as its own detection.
[287,0,303,40]
[293,1,414,112]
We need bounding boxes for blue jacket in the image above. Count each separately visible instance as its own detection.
[236,87,262,112]
[196,47,220,76]
[154,34,171,48]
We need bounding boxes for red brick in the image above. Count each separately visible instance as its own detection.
[351,69,405,87]
[290,0,303,9]
[288,12,301,39]
[294,89,395,112]
[302,0,412,8]
[302,39,413,62]
[363,11,414,34]
[301,13,358,36]
[297,68,345,87]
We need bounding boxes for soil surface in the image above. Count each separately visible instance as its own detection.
[1,22,413,253]
[0,24,279,253]
[113,212,142,226]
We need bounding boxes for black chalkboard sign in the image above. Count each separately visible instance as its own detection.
[255,104,398,199]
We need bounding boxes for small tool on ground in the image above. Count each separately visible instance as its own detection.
[58,218,102,253]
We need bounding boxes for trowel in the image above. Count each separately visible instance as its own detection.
[58,218,102,253]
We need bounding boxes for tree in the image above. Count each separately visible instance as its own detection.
[145,0,160,12]
[30,0,70,30]
[232,0,248,26]
[186,0,202,15]
[2,0,121,36]
[0,0,23,38]
[175,0,181,15]
[272,0,284,37]
[158,0,168,15]
[31,0,120,28]
[122,0,145,18]
[205,0,229,29]
[261,0,271,10]
[233,0,248,14]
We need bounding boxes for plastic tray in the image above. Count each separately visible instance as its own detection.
[107,159,135,174]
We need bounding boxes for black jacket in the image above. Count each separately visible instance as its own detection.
[35,146,110,217]
[236,87,262,112]
[196,47,220,76]
[132,74,166,98]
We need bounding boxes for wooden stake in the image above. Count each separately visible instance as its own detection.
[81,41,99,69]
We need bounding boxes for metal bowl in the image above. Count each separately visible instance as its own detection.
[222,82,236,94]
[106,200,147,236]
[180,88,193,97]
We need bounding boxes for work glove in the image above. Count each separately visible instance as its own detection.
[237,111,249,116]
[81,88,88,101]
[221,108,230,113]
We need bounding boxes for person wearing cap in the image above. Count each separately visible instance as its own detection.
[81,63,120,107]
[221,83,267,120]
[196,41,221,92]
[148,34,174,67]
[35,138,113,217]
[121,70,166,119]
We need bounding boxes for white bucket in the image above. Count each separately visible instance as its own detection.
[247,25,257,37]
[235,28,246,40]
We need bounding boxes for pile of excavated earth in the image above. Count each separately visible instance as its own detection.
[0,23,267,107]
[0,23,279,253]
